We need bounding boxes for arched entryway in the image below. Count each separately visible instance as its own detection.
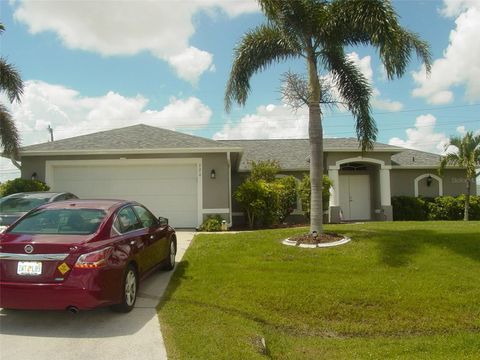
[329,157,392,222]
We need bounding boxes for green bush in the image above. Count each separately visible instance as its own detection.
[392,195,480,221]
[0,178,50,197]
[297,174,332,222]
[199,215,224,232]
[249,160,280,182]
[468,196,480,220]
[392,196,428,221]
[275,176,298,223]
[234,179,276,229]
[234,161,301,228]
[427,195,480,220]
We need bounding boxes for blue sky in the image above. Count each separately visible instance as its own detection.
[1,0,479,181]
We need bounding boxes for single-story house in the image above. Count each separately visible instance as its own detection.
[11,124,474,228]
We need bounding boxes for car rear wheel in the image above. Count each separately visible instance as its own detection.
[111,264,138,313]
[163,237,176,271]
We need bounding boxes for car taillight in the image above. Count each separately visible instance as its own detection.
[74,247,113,269]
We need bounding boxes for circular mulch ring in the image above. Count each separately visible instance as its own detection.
[282,232,351,248]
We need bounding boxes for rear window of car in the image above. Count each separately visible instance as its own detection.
[8,209,107,235]
[0,196,50,213]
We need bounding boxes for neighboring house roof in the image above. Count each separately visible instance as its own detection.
[222,139,311,171]
[17,124,242,157]
[391,148,443,167]
[223,138,406,171]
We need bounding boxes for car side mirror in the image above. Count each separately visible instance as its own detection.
[158,217,169,227]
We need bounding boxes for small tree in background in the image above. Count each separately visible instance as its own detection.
[275,176,298,223]
[298,174,332,223]
[0,178,50,197]
[234,160,298,228]
[249,160,280,182]
[439,131,480,221]
[235,179,275,229]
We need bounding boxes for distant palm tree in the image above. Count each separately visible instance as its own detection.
[0,23,23,157]
[225,0,431,233]
[440,132,480,221]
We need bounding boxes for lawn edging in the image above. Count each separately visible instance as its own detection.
[282,236,351,248]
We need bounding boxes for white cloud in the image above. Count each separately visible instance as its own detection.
[347,52,373,82]
[412,1,480,104]
[388,114,450,154]
[213,104,308,140]
[168,47,215,84]
[347,52,404,111]
[12,0,258,83]
[6,80,212,145]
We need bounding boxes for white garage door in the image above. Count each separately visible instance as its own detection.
[47,160,200,228]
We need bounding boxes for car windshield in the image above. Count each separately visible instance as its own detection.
[8,208,107,235]
[0,196,50,214]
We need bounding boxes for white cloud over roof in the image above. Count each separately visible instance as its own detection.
[412,1,480,104]
[6,80,212,145]
[12,0,258,84]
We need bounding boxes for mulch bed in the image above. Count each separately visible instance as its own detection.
[289,232,344,245]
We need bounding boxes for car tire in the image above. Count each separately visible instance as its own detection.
[111,264,138,313]
[163,237,176,271]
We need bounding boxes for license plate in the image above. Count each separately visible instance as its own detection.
[17,261,42,276]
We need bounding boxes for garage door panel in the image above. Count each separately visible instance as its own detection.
[50,162,199,228]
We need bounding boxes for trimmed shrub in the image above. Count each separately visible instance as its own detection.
[391,196,428,221]
[392,195,480,221]
[234,179,276,229]
[297,174,332,222]
[275,176,297,223]
[199,215,224,232]
[0,178,50,197]
[249,160,280,182]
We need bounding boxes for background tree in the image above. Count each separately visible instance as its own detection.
[298,174,332,222]
[439,131,480,221]
[0,23,23,157]
[225,0,431,234]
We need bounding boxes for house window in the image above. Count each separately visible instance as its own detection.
[340,162,368,171]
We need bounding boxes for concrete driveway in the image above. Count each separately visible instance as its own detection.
[0,231,195,360]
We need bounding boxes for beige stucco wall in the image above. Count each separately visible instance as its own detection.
[390,168,475,197]
[21,152,231,211]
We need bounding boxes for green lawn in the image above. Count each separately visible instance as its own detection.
[158,222,480,359]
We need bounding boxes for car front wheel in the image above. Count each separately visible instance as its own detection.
[111,264,138,313]
[163,237,176,271]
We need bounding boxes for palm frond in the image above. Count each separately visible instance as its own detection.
[0,104,21,156]
[225,24,300,111]
[328,0,431,78]
[0,57,24,103]
[440,132,480,179]
[321,45,376,150]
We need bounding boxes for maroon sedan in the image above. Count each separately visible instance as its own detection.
[0,199,177,313]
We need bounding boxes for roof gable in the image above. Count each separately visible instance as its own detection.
[223,138,406,171]
[20,124,237,156]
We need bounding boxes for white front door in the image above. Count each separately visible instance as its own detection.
[339,175,371,220]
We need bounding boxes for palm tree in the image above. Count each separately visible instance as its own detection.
[0,23,23,157]
[225,0,431,234]
[439,132,480,221]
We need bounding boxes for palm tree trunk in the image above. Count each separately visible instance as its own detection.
[306,48,323,234]
[464,179,470,221]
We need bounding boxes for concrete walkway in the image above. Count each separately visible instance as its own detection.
[0,231,195,360]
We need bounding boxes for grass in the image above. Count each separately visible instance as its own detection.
[158,222,480,359]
